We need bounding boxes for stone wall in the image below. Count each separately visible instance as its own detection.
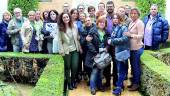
[39,0,136,13]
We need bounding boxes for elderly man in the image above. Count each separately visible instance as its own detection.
[143,4,169,50]
[7,8,27,52]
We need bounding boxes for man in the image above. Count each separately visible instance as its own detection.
[63,2,70,13]
[143,4,169,50]
[7,8,27,52]
[77,4,85,14]
[104,0,117,88]
[87,6,96,23]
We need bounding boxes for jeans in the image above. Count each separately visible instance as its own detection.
[130,47,144,84]
[116,60,128,88]
[13,45,20,52]
[90,67,102,90]
[63,51,79,89]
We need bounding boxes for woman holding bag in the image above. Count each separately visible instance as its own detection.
[107,13,130,95]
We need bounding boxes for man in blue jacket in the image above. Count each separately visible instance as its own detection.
[143,4,169,50]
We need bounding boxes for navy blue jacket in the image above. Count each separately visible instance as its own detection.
[0,21,9,51]
[143,13,169,50]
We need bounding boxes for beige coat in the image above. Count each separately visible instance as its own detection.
[128,19,144,50]
[58,26,80,55]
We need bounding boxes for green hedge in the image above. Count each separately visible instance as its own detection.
[0,52,64,96]
[8,0,39,16]
[136,0,166,19]
[141,49,170,96]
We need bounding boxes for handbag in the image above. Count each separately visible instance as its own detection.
[93,48,112,69]
[115,50,130,62]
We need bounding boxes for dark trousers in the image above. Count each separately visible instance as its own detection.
[104,46,117,86]
[63,51,79,90]
[130,47,144,85]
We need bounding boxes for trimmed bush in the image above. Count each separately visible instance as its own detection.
[141,50,170,96]
[8,0,39,16]
[0,52,64,96]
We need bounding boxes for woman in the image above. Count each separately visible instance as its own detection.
[70,8,85,83]
[42,10,59,54]
[107,13,129,95]
[35,10,44,52]
[0,11,12,52]
[124,8,144,91]
[58,12,81,93]
[89,16,109,95]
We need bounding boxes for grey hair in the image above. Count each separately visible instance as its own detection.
[151,4,158,9]
[13,7,22,13]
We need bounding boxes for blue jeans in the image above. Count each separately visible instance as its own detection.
[116,60,128,88]
[90,67,102,90]
[130,47,144,84]
[13,45,21,52]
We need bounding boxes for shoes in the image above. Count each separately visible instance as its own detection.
[91,88,96,95]
[128,84,139,91]
[68,83,73,90]
[112,87,122,96]
[98,86,105,92]
[72,81,77,89]
[103,82,110,89]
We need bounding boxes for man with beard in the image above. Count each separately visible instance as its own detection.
[103,0,117,89]
[7,8,27,52]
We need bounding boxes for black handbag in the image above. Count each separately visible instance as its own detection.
[93,48,112,69]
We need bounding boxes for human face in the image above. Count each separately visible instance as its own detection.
[98,20,106,29]
[79,13,86,22]
[78,5,85,14]
[62,13,70,24]
[14,11,22,20]
[88,8,95,16]
[118,7,125,17]
[130,10,139,21]
[35,11,41,20]
[71,10,78,20]
[63,3,69,13]
[44,11,48,19]
[150,6,158,16]
[106,4,114,14]
[113,15,119,25]
[85,17,92,27]
[3,13,11,22]
[28,13,35,21]
[50,11,57,21]
[98,3,105,12]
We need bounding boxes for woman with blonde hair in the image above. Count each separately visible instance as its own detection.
[0,11,12,51]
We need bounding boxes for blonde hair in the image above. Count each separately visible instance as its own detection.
[3,11,12,20]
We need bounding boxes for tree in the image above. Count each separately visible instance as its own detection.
[8,0,39,16]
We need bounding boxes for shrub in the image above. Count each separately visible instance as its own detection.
[0,52,64,96]
[8,0,39,16]
[136,0,166,19]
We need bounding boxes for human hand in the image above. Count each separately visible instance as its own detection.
[86,35,93,41]
[124,32,131,37]
[108,39,112,45]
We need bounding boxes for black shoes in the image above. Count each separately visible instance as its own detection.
[91,88,96,95]
[128,84,139,91]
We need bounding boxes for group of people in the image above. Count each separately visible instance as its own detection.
[0,1,169,96]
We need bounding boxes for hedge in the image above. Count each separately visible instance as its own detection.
[141,49,170,96]
[0,52,64,96]
[8,0,39,16]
